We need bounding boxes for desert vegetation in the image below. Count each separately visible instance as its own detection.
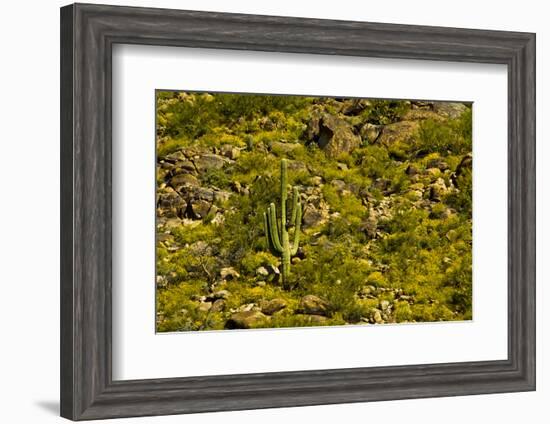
[155,91,472,331]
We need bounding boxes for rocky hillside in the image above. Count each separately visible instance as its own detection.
[155,92,472,331]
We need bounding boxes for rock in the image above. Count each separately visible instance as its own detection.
[330,179,347,191]
[376,121,419,146]
[433,102,469,119]
[426,157,450,171]
[220,267,240,281]
[372,309,383,324]
[260,298,287,315]
[186,199,211,219]
[219,144,241,160]
[306,314,328,324]
[156,275,167,288]
[188,240,212,256]
[225,311,268,329]
[195,154,230,172]
[310,176,323,186]
[255,280,267,287]
[380,300,391,311]
[455,153,473,178]
[211,299,226,312]
[172,159,197,174]
[210,290,231,300]
[359,217,378,238]
[256,266,269,277]
[340,98,371,115]
[157,190,186,218]
[309,113,361,157]
[360,123,382,144]
[429,178,449,201]
[405,165,420,176]
[170,173,199,188]
[337,162,349,171]
[302,205,328,228]
[403,109,445,122]
[198,302,212,312]
[298,295,331,316]
[424,167,441,178]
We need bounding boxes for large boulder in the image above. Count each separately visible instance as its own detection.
[225,311,268,329]
[376,120,419,147]
[433,102,469,119]
[308,113,361,157]
[298,295,331,316]
[194,154,231,172]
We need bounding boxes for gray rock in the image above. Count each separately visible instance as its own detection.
[433,102,469,119]
[260,298,287,315]
[372,309,383,324]
[195,154,231,172]
[211,299,226,312]
[219,144,241,160]
[359,122,382,144]
[309,113,361,157]
[380,300,391,311]
[298,295,331,316]
[225,311,268,329]
[170,173,200,188]
[220,267,240,281]
[256,266,269,277]
[376,121,419,146]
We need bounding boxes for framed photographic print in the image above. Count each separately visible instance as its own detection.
[60,3,536,421]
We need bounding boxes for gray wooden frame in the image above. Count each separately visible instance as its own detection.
[60,3,536,421]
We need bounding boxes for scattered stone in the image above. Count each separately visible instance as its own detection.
[376,121,419,146]
[309,113,361,157]
[310,176,323,186]
[360,122,382,144]
[211,299,226,312]
[429,178,449,202]
[337,162,349,171]
[225,311,268,329]
[194,154,231,172]
[170,173,199,188]
[380,300,391,311]
[260,298,287,315]
[220,267,240,281]
[210,290,231,300]
[426,157,450,171]
[405,165,419,176]
[330,179,346,191]
[198,302,212,312]
[306,314,328,324]
[433,102,469,119]
[302,205,328,228]
[219,144,241,160]
[256,266,269,277]
[372,309,383,324]
[298,295,331,316]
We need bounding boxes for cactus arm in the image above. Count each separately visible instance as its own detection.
[290,202,302,256]
[280,159,287,227]
[290,186,299,224]
[264,212,278,255]
[268,203,283,253]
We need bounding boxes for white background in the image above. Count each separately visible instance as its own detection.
[113,45,508,380]
[0,0,546,423]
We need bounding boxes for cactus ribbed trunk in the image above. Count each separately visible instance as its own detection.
[263,159,302,286]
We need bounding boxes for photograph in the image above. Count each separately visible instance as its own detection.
[155,91,473,332]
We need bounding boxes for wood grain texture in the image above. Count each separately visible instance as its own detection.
[60,3,536,420]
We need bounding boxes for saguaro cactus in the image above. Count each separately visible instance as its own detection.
[263,159,302,284]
